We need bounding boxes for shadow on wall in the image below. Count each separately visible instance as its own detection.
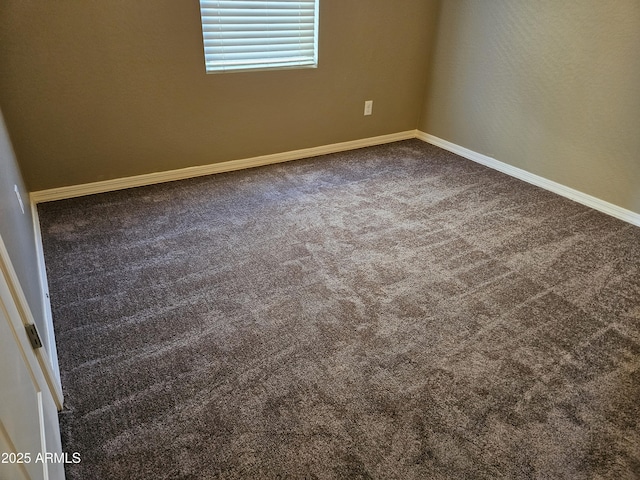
[0,109,48,347]
[421,1,640,214]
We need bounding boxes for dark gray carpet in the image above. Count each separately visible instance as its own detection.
[39,139,640,479]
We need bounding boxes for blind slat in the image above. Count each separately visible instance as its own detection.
[199,0,319,73]
[203,30,313,38]
[201,15,315,21]
[201,9,316,15]
[205,51,315,62]
[202,24,314,33]
[204,38,315,47]
[201,1,315,8]
[204,41,316,52]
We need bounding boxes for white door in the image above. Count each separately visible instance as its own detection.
[0,262,64,480]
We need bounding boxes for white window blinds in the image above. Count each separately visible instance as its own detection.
[199,1,319,73]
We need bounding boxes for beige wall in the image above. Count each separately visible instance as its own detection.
[420,0,640,213]
[0,0,439,191]
[2,1,638,214]
[0,109,47,346]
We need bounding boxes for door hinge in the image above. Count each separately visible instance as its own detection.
[25,324,43,350]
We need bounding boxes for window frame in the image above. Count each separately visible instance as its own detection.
[198,0,320,74]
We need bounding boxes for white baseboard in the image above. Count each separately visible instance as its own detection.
[29,128,639,227]
[416,131,640,227]
[30,130,416,203]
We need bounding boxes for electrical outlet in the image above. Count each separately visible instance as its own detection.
[364,100,373,116]
[14,185,25,214]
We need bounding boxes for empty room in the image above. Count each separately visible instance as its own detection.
[1,1,639,479]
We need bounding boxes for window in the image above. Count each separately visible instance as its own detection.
[198,0,319,74]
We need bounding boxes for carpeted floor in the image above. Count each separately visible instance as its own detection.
[39,139,640,479]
